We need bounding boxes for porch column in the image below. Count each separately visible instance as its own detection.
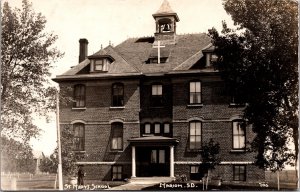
[131,146,136,178]
[170,145,174,177]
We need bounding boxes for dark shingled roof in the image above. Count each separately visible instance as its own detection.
[114,33,211,73]
[61,45,139,76]
[128,136,179,145]
[55,33,213,80]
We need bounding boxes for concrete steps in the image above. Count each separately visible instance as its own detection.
[129,177,174,184]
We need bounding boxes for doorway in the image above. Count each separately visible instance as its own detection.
[136,147,170,177]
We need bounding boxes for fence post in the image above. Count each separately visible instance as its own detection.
[11,177,17,190]
[54,173,57,189]
[277,171,280,191]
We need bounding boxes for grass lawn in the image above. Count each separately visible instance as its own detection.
[1,174,126,190]
[142,182,298,191]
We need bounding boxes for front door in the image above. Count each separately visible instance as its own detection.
[136,147,170,177]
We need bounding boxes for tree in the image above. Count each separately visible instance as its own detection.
[1,137,36,173]
[209,0,298,175]
[200,139,220,190]
[39,155,57,173]
[1,0,63,144]
[49,125,78,177]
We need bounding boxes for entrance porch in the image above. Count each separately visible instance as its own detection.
[128,136,179,178]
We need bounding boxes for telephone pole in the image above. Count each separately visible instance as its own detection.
[56,90,63,190]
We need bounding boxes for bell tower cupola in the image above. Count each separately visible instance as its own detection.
[152,0,179,44]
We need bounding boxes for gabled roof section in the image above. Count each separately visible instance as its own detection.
[202,44,215,52]
[61,59,90,76]
[153,0,179,21]
[59,45,139,76]
[56,33,213,80]
[90,45,139,74]
[115,33,211,73]
[174,43,213,71]
[128,136,179,146]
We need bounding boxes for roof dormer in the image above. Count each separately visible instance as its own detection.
[202,45,217,68]
[88,55,114,73]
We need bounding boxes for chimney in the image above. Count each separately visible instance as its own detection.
[79,38,88,63]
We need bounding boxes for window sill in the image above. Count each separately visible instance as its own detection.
[109,106,125,110]
[73,150,86,153]
[110,150,124,153]
[230,149,246,153]
[229,103,246,107]
[72,107,87,110]
[187,149,203,152]
[90,71,108,73]
[187,104,204,108]
[149,106,164,109]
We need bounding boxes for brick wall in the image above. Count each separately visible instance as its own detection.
[174,164,264,183]
[173,121,256,162]
[59,79,140,122]
[140,78,172,120]
[59,79,140,180]
[170,74,263,183]
[58,73,263,182]
[82,164,132,181]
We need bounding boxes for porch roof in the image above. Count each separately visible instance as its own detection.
[128,136,179,146]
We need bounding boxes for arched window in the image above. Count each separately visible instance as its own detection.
[74,84,86,108]
[111,122,123,150]
[189,121,202,150]
[73,123,85,151]
[112,83,124,107]
[232,120,246,149]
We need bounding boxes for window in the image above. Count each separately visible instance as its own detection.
[151,84,163,106]
[230,94,245,106]
[151,150,157,163]
[112,165,122,181]
[94,59,109,71]
[112,83,124,106]
[233,121,246,149]
[164,123,170,134]
[154,123,160,134]
[158,150,165,163]
[73,123,85,151]
[189,121,202,150]
[95,59,103,71]
[145,123,151,134]
[190,165,208,180]
[111,123,123,150]
[142,123,172,136]
[233,165,246,181]
[74,84,85,108]
[148,57,168,64]
[205,53,218,67]
[151,150,165,164]
[190,166,200,180]
[189,81,201,104]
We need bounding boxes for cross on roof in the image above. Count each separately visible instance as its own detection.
[153,41,165,64]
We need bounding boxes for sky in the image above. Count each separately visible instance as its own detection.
[4,0,236,156]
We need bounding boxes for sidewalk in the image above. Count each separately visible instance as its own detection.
[106,183,156,190]
[106,177,173,190]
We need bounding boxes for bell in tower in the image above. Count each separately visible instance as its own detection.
[152,0,179,44]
